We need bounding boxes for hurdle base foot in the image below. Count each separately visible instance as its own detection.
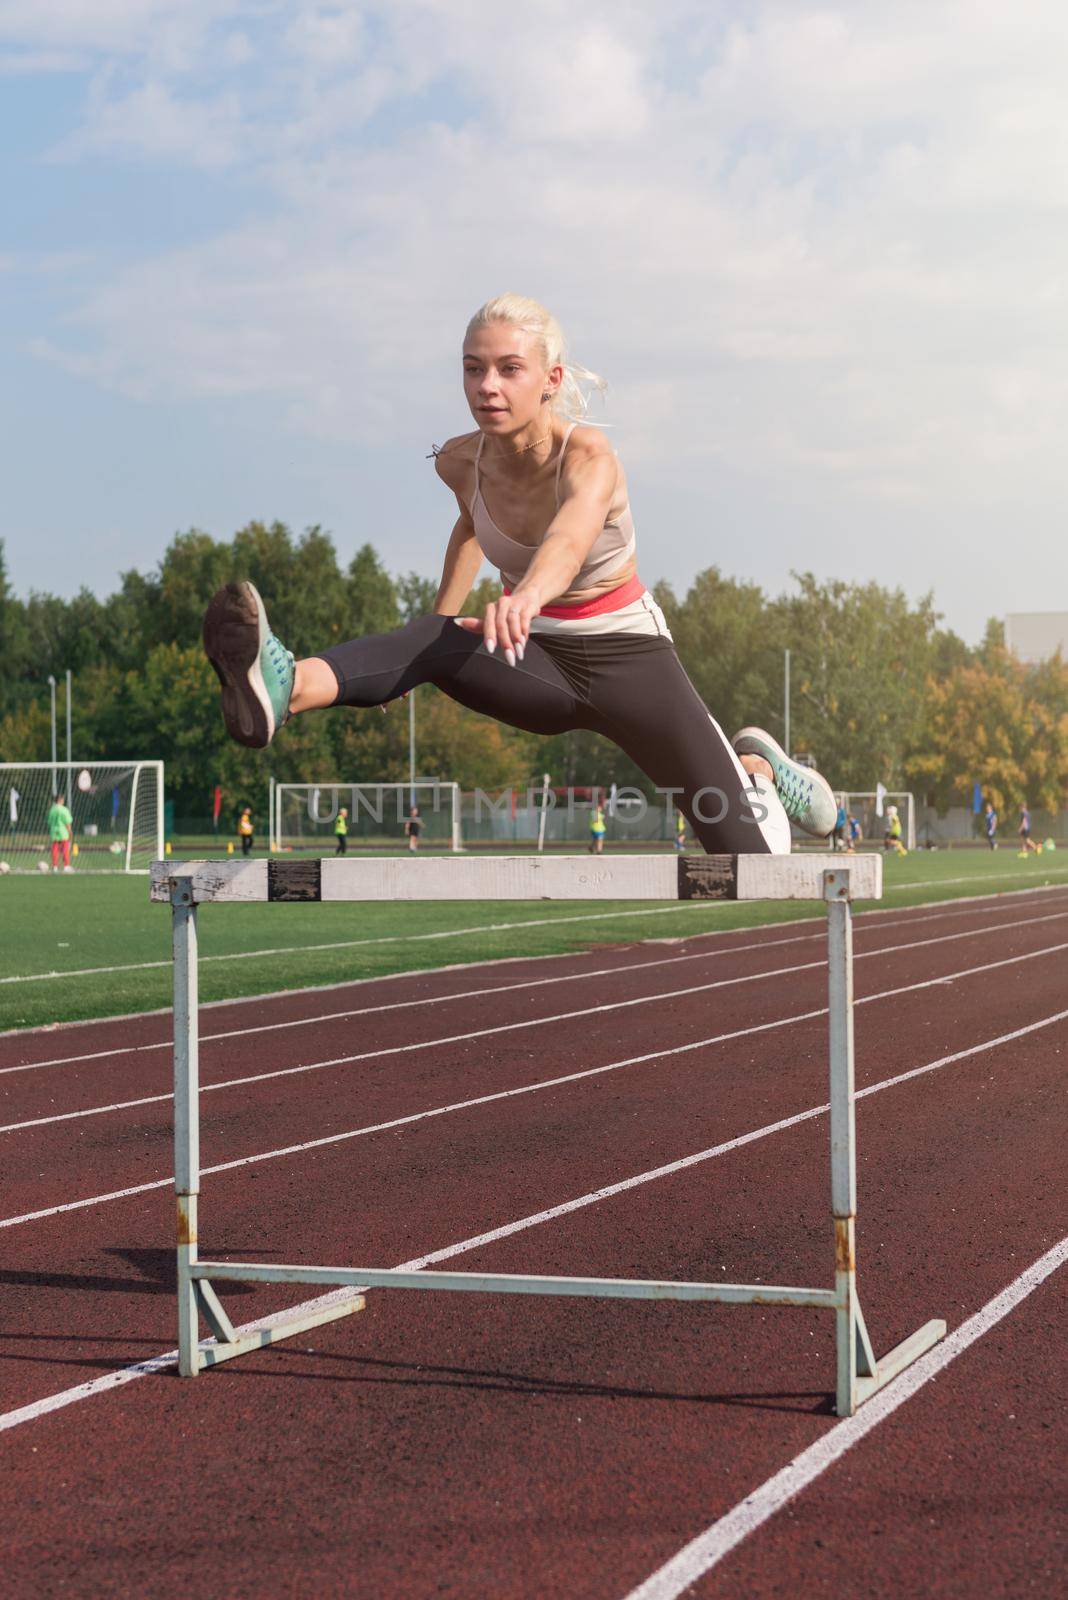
[844,1318,947,1414]
[185,1293,366,1375]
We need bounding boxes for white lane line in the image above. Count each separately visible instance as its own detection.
[6,877,1067,1043]
[889,865,1068,891]
[6,913,1068,1136]
[624,1232,1068,1600]
[5,955,1068,1234]
[0,930,826,1076]
[4,1009,1067,1435]
[6,866,1068,987]
[0,903,725,986]
[16,902,1068,1075]
[10,896,1068,1078]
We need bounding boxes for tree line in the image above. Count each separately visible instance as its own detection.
[1,527,1066,820]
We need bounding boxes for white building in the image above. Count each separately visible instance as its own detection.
[1004,613,1068,665]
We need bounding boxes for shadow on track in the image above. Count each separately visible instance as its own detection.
[219,1350,835,1416]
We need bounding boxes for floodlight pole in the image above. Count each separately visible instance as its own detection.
[537,772,551,853]
[408,689,416,809]
[65,670,72,770]
[784,649,791,757]
[48,676,57,797]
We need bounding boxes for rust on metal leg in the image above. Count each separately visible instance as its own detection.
[834,1216,855,1274]
[177,1194,197,1247]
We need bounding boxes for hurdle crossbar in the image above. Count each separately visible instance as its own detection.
[153,852,945,1416]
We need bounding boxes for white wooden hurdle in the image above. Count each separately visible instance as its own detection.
[152,853,945,1416]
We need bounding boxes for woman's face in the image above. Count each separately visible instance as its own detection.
[462,322,561,435]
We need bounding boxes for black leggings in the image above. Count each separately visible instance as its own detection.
[319,616,773,854]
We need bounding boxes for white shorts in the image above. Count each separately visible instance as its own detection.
[530,591,673,641]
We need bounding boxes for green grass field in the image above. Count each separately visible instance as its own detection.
[2,848,1066,1033]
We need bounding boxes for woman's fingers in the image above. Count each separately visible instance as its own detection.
[482,601,498,655]
[451,596,538,665]
[495,598,520,665]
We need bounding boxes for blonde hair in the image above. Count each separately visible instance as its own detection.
[465,293,607,422]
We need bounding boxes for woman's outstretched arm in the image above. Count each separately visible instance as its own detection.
[469,439,617,663]
[434,508,484,613]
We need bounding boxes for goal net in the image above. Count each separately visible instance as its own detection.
[0,761,164,873]
[835,791,916,852]
[273,782,463,853]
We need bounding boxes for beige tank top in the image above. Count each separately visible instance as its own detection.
[470,424,636,591]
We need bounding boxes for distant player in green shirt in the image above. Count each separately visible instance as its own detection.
[48,794,73,871]
[334,807,348,855]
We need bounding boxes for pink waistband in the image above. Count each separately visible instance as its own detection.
[504,573,646,620]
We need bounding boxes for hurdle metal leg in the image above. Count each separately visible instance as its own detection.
[824,868,945,1415]
[170,882,365,1374]
[172,886,200,1377]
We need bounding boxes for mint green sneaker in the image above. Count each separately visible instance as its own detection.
[202,582,294,749]
[732,726,837,838]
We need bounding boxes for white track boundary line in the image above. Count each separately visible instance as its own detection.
[3,1006,1066,1434]
[10,901,1068,1079]
[5,915,1068,1135]
[624,1231,1068,1599]
[6,866,1068,989]
[5,946,1068,1228]
[5,878,1067,1042]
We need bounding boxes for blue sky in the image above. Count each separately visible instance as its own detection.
[4,2,1068,641]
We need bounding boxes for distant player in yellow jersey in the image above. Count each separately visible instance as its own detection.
[238,806,254,856]
[883,805,907,856]
[589,801,606,855]
[334,807,348,855]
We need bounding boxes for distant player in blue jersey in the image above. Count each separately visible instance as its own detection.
[1018,802,1040,856]
[984,801,998,850]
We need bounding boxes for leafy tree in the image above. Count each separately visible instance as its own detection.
[155,530,234,647]
[0,542,29,695]
[658,569,784,745]
[772,574,942,790]
[0,696,51,762]
[910,646,1068,813]
[396,572,439,622]
[345,544,400,638]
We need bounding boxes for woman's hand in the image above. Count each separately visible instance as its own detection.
[454,590,540,665]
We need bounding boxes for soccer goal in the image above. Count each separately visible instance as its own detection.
[0,761,164,873]
[836,792,916,852]
[272,781,463,854]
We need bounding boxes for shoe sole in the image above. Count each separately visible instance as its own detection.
[202,582,276,749]
[733,725,838,838]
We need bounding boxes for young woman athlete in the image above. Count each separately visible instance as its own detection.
[202,294,836,853]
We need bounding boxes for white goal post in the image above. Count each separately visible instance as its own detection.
[835,791,916,852]
[271,781,463,854]
[0,761,164,873]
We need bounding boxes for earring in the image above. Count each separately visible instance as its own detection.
[541,391,551,403]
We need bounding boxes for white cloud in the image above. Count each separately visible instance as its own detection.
[10,2,1068,630]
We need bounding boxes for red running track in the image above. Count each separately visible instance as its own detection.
[1,885,1066,1598]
